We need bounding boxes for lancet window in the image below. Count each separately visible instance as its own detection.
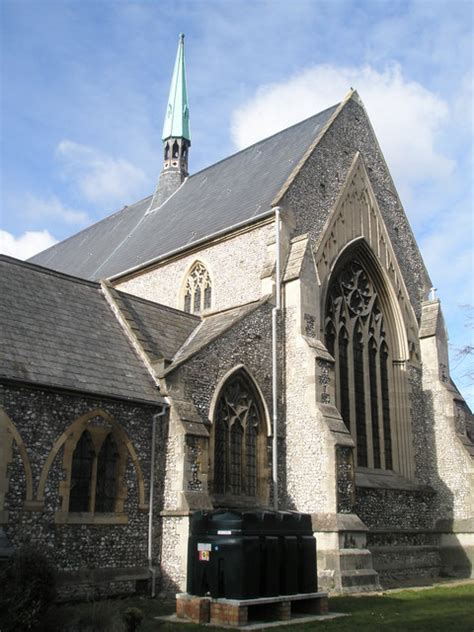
[69,430,119,513]
[183,262,212,314]
[325,260,393,469]
[213,372,266,499]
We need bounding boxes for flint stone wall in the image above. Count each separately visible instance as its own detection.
[179,302,274,428]
[158,302,274,592]
[117,223,273,313]
[284,97,431,320]
[1,383,163,597]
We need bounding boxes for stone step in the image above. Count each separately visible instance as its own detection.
[340,569,381,592]
[339,549,374,571]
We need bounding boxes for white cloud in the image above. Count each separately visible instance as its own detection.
[419,202,473,307]
[56,140,147,205]
[0,229,58,259]
[231,63,454,188]
[21,193,89,225]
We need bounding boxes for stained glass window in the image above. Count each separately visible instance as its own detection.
[69,430,120,514]
[95,434,118,512]
[325,260,393,469]
[69,431,94,512]
[213,373,264,498]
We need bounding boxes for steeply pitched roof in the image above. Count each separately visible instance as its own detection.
[29,103,340,281]
[0,255,197,403]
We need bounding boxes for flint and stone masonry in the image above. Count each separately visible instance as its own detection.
[2,69,472,598]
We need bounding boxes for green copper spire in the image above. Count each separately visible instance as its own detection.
[162,33,191,142]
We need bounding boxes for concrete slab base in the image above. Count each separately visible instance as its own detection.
[156,612,348,630]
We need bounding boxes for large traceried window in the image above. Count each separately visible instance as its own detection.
[69,430,119,513]
[325,260,393,470]
[212,372,267,502]
[183,262,212,314]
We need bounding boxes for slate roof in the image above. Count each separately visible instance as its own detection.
[29,104,340,281]
[107,287,199,363]
[162,297,270,376]
[0,256,197,403]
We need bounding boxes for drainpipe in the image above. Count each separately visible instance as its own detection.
[148,403,169,597]
[272,207,281,510]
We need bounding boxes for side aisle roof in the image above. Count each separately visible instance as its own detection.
[0,256,199,403]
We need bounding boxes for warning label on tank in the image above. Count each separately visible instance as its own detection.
[198,550,210,562]
[197,543,212,551]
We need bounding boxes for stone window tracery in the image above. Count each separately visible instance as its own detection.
[183,262,212,314]
[325,260,393,469]
[212,373,266,500]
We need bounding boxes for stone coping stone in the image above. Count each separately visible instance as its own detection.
[176,591,327,605]
[179,591,328,606]
[158,612,347,630]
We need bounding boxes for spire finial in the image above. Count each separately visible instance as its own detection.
[148,34,191,212]
[162,33,191,143]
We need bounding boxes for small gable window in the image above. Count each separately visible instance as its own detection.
[69,430,119,513]
[183,261,212,314]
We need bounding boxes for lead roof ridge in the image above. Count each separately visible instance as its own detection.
[0,255,100,289]
[184,102,340,182]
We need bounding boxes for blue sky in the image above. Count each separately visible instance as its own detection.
[1,0,472,403]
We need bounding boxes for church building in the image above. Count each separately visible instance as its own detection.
[1,34,473,597]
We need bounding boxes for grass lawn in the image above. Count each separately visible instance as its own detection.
[53,582,474,631]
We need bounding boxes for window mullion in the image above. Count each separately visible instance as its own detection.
[347,319,358,455]
[89,453,98,513]
[334,324,341,412]
[375,341,386,469]
[362,320,375,468]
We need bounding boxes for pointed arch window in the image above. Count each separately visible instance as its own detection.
[183,262,212,314]
[212,372,267,502]
[325,260,393,470]
[69,430,119,513]
[69,431,94,512]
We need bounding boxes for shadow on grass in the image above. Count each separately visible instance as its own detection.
[47,583,474,632]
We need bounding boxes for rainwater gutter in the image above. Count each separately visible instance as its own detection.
[272,207,281,510]
[148,403,169,597]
